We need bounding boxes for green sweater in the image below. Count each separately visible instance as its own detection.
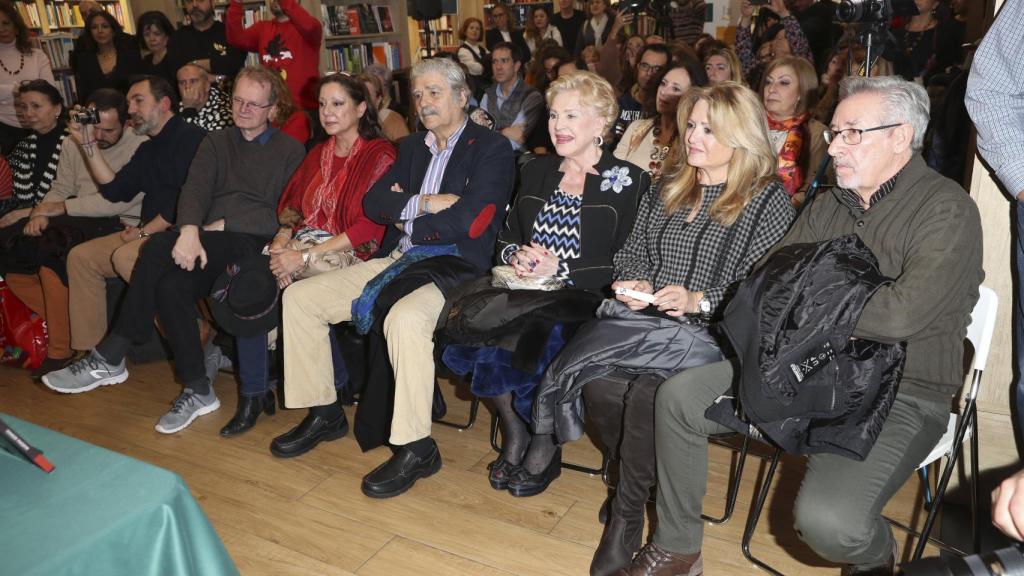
[771,154,984,405]
[175,127,305,236]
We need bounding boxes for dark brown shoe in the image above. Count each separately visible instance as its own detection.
[617,543,702,576]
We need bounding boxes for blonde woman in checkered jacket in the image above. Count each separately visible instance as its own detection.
[532,82,797,575]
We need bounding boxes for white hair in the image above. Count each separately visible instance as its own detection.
[410,58,470,109]
[839,75,930,152]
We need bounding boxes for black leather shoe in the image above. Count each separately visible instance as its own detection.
[591,513,644,576]
[361,439,442,498]
[487,456,521,490]
[220,390,276,438]
[507,447,561,497]
[269,408,348,458]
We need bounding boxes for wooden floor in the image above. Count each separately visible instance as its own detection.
[2,361,947,575]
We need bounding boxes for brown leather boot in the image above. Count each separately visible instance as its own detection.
[616,543,702,576]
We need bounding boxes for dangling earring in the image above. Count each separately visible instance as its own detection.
[594,135,604,148]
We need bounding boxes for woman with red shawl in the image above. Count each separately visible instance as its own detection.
[219,74,396,437]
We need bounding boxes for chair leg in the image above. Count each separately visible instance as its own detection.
[970,405,980,554]
[912,406,977,561]
[434,395,480,431]
[702,435,750,525]
[919,466,933,508]
[741,448,784,576]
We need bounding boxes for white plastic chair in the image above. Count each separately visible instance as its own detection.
[885,284,998,560]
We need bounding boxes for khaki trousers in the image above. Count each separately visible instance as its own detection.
[282,250,445,446]
[67,231,146,351]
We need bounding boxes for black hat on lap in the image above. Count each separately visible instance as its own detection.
[209,255,280,337]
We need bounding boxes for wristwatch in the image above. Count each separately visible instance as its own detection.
[697,295,711,315]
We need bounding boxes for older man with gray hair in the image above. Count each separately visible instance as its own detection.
[619,75,983,576]
[273,58,516,498]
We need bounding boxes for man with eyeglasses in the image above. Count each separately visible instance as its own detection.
[479,41,544,151]
[619,75,983,575]
[612,44,671,146]
[43,66,305,436]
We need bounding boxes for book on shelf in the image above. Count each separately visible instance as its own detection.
[213,4,268,26]
[327,40,400,73]
[345,7,360,35]
[15,1,42,29]
[374,5,393,32]
[322,4,400,37]
[55,73,76,106]
[38,33,75,69]
[356,4,378,34]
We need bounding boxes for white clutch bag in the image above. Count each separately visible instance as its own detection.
[490,265,564,291]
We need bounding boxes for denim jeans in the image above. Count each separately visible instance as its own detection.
[235,327,350,397]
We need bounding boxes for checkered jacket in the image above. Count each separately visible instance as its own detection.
[613,179,795,315]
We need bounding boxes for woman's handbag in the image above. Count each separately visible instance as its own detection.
[0,280,47,369]
[490,265,564,291]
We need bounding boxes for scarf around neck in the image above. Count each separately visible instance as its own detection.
[9,126,67,208]
[767,112,809,197]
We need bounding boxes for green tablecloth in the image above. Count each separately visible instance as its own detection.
[0,414,239,576]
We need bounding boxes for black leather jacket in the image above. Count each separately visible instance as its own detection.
[706,234,907,461]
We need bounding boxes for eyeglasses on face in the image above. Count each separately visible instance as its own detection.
[823,123,903,145]
[638,62,663,73]
[231,97,272,111]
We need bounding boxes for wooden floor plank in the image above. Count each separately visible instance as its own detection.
[2,363,952,575]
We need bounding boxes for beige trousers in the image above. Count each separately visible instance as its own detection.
[282,250,445,446]
[67,231,146,351]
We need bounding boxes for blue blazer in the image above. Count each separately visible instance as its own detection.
[363,119,516,272]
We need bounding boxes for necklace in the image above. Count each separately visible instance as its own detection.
[649,125,670,181]
[0,51,24,75]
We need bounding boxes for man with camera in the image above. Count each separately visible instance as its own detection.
[177,62,234,132]
[618,76,983,575]
[0,88,146,379]
[41,76,207,368]
[44,67,305,436]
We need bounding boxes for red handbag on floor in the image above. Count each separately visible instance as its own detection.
[0,280,47,369]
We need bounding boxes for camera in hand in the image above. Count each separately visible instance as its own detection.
[835,0,918,23]
[70,108,100,125]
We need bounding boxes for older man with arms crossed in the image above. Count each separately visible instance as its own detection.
[619,76,984,575]
[272,58,516,499]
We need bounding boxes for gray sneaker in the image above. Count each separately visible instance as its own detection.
[41,350,128,394]
[155,387,221,434]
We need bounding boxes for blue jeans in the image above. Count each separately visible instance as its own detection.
[235,328,350,397]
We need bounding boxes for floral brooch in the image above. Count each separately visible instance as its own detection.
[600,166,633,193]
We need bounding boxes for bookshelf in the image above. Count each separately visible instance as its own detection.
[415,13,458,58]
[16,0,134,34]
[318,0,409,75]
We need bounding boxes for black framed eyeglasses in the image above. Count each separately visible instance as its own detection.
[824,123,903,145]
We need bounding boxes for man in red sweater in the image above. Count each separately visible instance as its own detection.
[225,0,323,110]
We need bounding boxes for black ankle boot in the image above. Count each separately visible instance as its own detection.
[220,390,276,437]
[590,513,644,576]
